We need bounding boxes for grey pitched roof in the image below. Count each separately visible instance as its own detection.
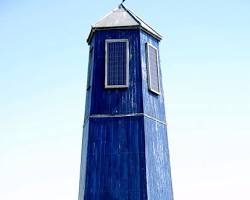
[87,4,162,43]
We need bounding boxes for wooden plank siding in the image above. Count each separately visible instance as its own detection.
[79,28,173,200]
[83,116,147,200]
[90,29,143,116]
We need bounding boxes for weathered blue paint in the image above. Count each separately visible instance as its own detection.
[140,30,166,122]
[144,117,173,200]
[90,29,143,116]
[84,38,95,121]
[79,9,173,200]
[139,32,173,200]
[83,116,147,200]
[79,121,89,199]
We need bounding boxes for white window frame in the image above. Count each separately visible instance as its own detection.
[105,39,129,89]
[146,42,161,95]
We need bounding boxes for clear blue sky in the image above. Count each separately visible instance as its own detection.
[0,0,250,199]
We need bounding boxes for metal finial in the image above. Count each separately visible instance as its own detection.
[119,0,125,8]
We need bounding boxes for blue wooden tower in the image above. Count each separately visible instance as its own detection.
[79,4,174,200]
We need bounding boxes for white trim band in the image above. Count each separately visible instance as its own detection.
[83,113,167,127]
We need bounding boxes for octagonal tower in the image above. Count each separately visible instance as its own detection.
[78,4,174,200]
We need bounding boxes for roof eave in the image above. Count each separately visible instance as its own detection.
[140,27,162,41]
[86,25,162,44]
[121,5,162,40]
[87,26,94,44]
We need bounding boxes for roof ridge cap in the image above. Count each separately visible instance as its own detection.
[124,6,162,38]
[119,4,141,25]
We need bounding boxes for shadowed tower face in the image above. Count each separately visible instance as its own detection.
[78,4,174,200]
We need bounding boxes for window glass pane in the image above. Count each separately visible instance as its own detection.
[148,44,160,94]
[106,40,128,87]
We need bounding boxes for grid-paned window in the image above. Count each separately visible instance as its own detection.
[105,39,129,88]
[146,43,160,95]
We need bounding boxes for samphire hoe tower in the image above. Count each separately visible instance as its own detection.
[79,4,174,200]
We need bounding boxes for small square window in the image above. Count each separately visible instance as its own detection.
[105,39,129,88]
[146,43,160,95]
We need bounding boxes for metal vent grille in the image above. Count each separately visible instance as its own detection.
[105,39,129,88]
[147,43,160,94]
